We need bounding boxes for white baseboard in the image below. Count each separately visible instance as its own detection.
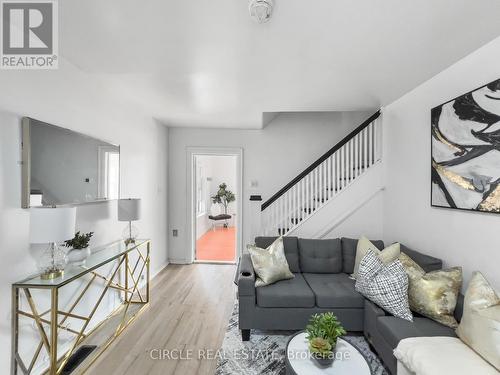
[168,258,191,265]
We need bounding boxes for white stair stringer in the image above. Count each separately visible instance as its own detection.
[287,161,384,238]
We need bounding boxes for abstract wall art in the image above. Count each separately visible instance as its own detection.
[431,78,500,213]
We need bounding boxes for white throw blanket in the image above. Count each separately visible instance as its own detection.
[394,337,498,375]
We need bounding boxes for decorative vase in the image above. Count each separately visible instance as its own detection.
[67,247,91,266]
[311,352,334,367]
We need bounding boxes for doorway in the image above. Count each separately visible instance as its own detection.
[188,148,242,264]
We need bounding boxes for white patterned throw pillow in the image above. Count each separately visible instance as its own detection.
[355,250,413,321]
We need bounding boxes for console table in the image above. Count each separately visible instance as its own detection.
[11,239,151,375]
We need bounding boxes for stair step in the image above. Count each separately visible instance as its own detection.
[277,228,290,235]
[291,217,303,225]
[303,207,316,214]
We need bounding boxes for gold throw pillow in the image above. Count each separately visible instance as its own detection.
[456,271,500,371]
[247,236,294,287]
[352,236,400,278]
[400,252,462,328]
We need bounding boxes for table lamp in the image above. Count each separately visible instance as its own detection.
[118,198,141,245]
[30,207,76,280]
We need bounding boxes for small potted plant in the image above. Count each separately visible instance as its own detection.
[305,312,346,367]
[64,231,94,265]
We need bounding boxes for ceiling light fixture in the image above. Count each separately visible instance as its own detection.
[249,0,274,24]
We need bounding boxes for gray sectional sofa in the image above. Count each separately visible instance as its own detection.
[237,237,463,375]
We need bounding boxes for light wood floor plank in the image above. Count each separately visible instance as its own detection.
[87,263,236,375]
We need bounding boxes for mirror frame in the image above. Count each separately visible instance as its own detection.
[21,117,121,208]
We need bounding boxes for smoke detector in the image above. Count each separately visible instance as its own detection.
[249,0,274,24]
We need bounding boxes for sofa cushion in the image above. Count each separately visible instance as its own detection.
[341,237,384,274]
[256,273,315,308]
[298,238,342,273]
[255,236,300,272]
[394,337,499,375]
[400,244,442,272]
[303,273,364,308]
[376,315,456,349]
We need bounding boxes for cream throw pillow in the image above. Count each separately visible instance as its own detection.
[456,271,500,371]
[247,236,294,287]
[352,236,400,279]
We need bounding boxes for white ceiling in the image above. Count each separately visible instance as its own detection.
[36,1,500,127]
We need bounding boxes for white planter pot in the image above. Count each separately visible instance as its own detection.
[67,247,91,266]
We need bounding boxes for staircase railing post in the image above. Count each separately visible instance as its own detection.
[249,194,263,242]
[376,109,383,161]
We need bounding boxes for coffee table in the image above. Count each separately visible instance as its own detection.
[285,332,372,375]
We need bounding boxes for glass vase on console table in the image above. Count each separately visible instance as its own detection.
[29,207,76,280]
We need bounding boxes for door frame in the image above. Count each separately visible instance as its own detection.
[186,147,243,264]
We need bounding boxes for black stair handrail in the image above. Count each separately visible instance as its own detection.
[261,110,381,211]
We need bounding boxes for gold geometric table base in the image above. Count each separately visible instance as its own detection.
[12,240,151,375]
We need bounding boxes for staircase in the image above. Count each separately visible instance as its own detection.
[260,111,382,236]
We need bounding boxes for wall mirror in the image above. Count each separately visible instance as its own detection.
[22,117,120,208]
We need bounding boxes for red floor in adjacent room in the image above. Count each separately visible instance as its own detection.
[196,226,236,262]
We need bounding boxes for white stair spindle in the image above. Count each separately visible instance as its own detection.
[277,199,280,236]
[317,167,320,208]
[287,190,291,233]
[305,174,309,218]
[297,179,304,221]
[342,145,347,188]
[292,185,297,227]
[318,164,322,206]
[335,151,339,193]
[280,196,284,235]
[325,160,329,200]
[349,140,353,182]
[327,156,332,199]
[346,143,350,183]
[341,148,344,187]
[363,129,368,171]
[367,123,373,167]
[319,162,326,205]
[354,134,359,178]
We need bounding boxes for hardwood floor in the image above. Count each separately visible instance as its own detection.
[87,263,236,375]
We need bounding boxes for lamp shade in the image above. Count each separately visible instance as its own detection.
[30,207,76,244]
[118,199,141,221]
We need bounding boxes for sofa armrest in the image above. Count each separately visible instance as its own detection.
[237,253,255,297]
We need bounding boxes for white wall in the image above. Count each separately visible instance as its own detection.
[168,111,372,263]
[0,59,168,371]
[383,35,500,290]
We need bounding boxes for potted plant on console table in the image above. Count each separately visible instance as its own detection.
[64,231,94,266]
[305,312,346,367]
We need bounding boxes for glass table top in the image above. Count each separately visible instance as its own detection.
[13,239,149,288]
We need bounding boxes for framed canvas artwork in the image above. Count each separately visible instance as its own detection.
[431,78,500,213]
